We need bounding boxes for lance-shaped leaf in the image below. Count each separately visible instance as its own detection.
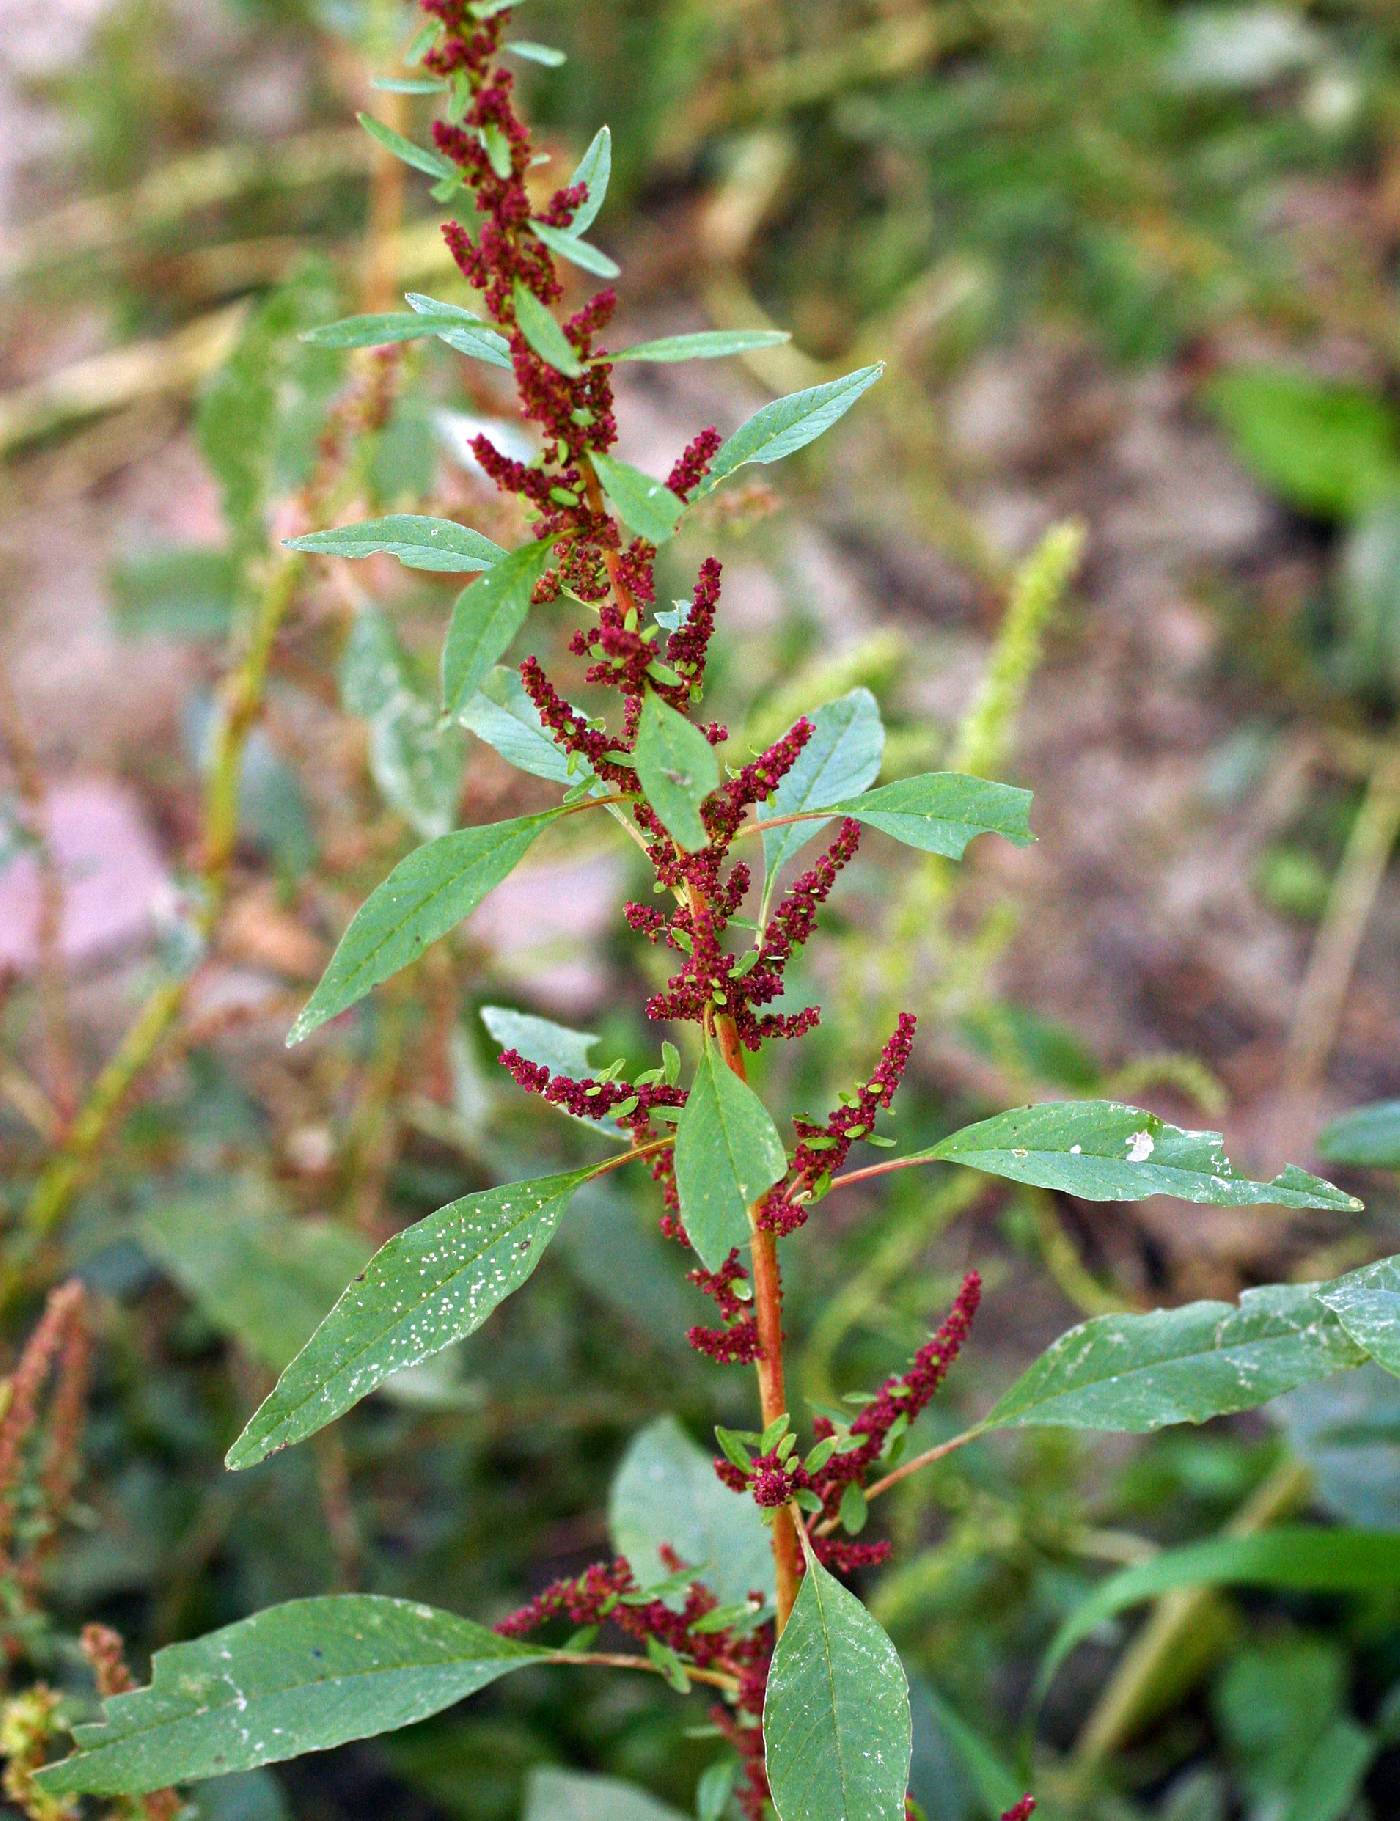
[1319,1099,1400,1170]
[36,1596,545,1796]
[981,1283,1366,1435]
[227,1165,598,1468]
[404,292,512,370]
[301,310,474,350]
[357,112,457,181]
[591,451,684,545]
[609,1416,775,1607]
[341,605,465,839]
[822,771,1032,858]
[481,1004,598,1080]
[674,1047,787,1271]
[610,329,791,364]
[458,665,590,785]
[1317,1255,1400,1376]
[763,689,884,879]
[566,126,611,235]
[288,810,562,1044]
[506,40,568,67]
[763,1546,912,1821]
[917,1100,1362,1210]
[697,365,884,497]
[634,693,719,852]
[530,219,619,279]
[287,515,502,572]
[442,536,559,717]
[513,281,584,378]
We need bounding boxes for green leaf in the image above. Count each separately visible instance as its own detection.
[982,1282,1366,1436]
[1339,500,1400,696]
[505,41,568,67]
[609,1416,775,1607]
[288,811,561,1044]
[530,219,619,278]
[109,547,236,641]
[1319,1099,1400,1171]
[36,1596,544,1796]
[341,606,465,839]
[357,111,458,181]
[300,311,467,349]
[634,693,719,851]
[371,75,447,93]
[480,1005,598,1080]
[673,1046,787,1271]
[227,1166,597,1468]
[1040,1529,1400,1688]
[1317,1254,1400,1376]
[457,665,586,785]
[591,451,684,545]
[405,292,513,370]
[763,689,884,878]
[763,1549,912,1821]
[698,365,884,497]
[917,1684,1027,1818]
[918,1100,1362,1210]
[442,536,559,718]
[610,330,791,364]
[1205,365,1400,521]
[567,126,611,236]
[138,1200,372,1373]
[523,1768,685,1821]
[287,515,503,572]
[513,281,584,377]
[824,772,1032,859]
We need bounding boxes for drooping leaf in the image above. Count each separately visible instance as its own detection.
[288,811,562,1044]
[341,605,465,838]
[138,1200,372,1373]
[457,665,587,785]
[227,1166,598,1468]
[441,536,559,717]
[1040,1529,1400,1688]
[634,693,719,852]
[673,1047,787,1271]
[529,220,619,279]
[982,1282,1366,1436]
[698,365,884,497]
[357,111,458,181]
[610,330,791,364]
[287,515,503,573]
[762,689,884,878]
[822,771,1032,859]
[591,451,684,545]
[763,1550,912,1821]
[609,1416,775,1606]
[523,1769,684,1821]
[512,281,584,378]
[566,126,611,236]
[36,1597,544,1796]
[404,292,513,370]
[300,311,468,350]
[480,1005,598,1080]
[1317,1254,1400,1376]
[1318,1099,1400,1171]
[918,1100,1362,1210]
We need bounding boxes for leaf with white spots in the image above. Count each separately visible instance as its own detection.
[981,1283,1366,1434]
[226,1166,600,1469]
[763,1547,911,1821]
[673,1047,787,1272]
[35,1596,545,1796]
[915,1100,1362,1209]
[288,810,564,1044]
[1316,1254,1400,1377]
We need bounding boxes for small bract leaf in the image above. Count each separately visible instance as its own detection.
[227,1166,598,1467]
[458,664,588,785]
[357,112,458,180]
[763,1548,912,1821]
[288,811,562,1044]
[920,1100,1362,1209]
[674,1047,787,1271]
[982,1282,1366,1435]
[634,693,719,851]
[591,451,684,545]
[825,771,1032,858]
[610,330,792,364]
[698,365,884,496]
[287,515,503,572]
[567,126,611,235]
[442,536,559,717]
[530,219,619,278]
[513,281,584,377]
[763,689,884,878]
[35,1596,544,1796]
